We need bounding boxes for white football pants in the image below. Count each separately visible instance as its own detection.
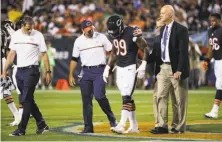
[116,64,137,97]
[215,59,222,90]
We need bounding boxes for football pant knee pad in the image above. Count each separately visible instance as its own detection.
[4,95,14,104]
[122,96,136,111]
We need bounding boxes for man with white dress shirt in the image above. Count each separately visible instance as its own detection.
[69,20,116,133]
[150,5,189,134]
[1,16,51,136]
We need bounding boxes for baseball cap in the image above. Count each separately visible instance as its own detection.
[81,20,93,32]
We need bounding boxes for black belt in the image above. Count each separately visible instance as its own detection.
[83,64,105,69]
[163,62,171,65]
[18,65,39,70]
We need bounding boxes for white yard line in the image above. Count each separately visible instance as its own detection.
[31,90,216,94]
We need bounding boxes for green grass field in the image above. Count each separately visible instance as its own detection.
[1,87,222,141]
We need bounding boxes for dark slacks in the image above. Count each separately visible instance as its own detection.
[80,66,116,131]
[16,66,46,132]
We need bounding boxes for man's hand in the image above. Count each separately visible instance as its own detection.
[136,60,147,79]
[202,61,209,71]
[103,65,110,83]
[69,74,76,86]
[1,72,7,79]
[45,72,52,85]
[173,71,182,80]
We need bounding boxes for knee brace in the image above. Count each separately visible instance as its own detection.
[4,95,14,104]
[122,96,136,111]
[215,90,222,100]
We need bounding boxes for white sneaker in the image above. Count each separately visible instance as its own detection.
[41,86,46,90]
[204,111,218,119]
[111,124,125,134]
[49,86,53,90]
[124,127,140,134]
[9,120,20,126]
[110,121,118,131]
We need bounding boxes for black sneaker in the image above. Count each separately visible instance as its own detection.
[81,129,94,133]
[169,128,184,134]
[150,127,168,134]
[149,127,158,133]
[36,125,49,134]
[80,127,94,133]
[9,129,25,136]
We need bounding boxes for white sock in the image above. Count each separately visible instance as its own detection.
[8,103,20,121]
[19,108,23,117]
[212,104,219,113]
[119,110,129,127]
[129,111,138,128]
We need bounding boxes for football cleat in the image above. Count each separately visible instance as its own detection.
[204,111,218,119]
[111,124,125,134]
[124,127,140,134]
[110,121,118,131]
[36,125,49,134]
[9,129,25,136]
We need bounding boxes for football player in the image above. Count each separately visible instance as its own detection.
[203,13,222,119]
[103,15,149,134]
[1,20,21,126]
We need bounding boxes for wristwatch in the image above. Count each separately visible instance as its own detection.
[46,70,51,73]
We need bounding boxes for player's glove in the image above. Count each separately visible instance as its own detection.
[202,58,210,71]
[136,60,147,79]
[133,27,142,37]
[103,65,110,83]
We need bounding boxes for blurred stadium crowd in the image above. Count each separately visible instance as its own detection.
[1,0,222,90]
[2,0,221,35]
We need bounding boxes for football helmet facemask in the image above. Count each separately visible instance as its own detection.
[107,15,124,38]
[1,20,16,36]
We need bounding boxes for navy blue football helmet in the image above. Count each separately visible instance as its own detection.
[1,20,16,58]
[1,20,16,37]
[106,15,124,38]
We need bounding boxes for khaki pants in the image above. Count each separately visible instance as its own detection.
[157,64,188,131]
[153,81,178,128]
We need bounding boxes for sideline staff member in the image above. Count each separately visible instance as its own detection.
[1,16,51,136]
[69,20,116,133]
[150,5,189,134]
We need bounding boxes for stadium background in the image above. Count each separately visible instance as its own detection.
[1,0,221,89]
[1,0,222,141]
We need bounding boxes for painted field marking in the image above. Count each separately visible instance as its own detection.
[31,90,216,94]
[53,121,222,141]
